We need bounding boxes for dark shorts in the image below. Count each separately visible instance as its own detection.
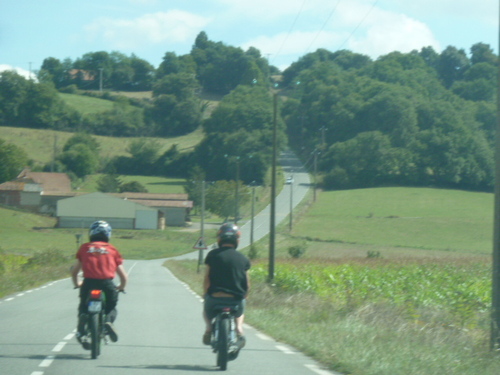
[204,294,246,320]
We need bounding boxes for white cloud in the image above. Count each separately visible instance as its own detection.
[347,11,441,58]
[84,10,211,50]
[243,2,440,65]
[0,65,37,81]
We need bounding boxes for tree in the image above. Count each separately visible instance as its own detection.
[151,73,202,136]
[470,43,497,65]
[205,180,250,221]
[0,70,30,125]
[58,143,100,178]
[63,133,100,152]
[0,139,28,183]
[40,57,66,88]
[437,46,469,88]
[97,173,122,193]
[119,181,148,193]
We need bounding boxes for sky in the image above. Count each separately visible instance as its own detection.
[1,0,498,79]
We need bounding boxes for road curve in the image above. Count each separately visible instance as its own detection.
[0,150,341,375]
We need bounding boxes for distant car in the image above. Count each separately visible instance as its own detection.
[286,176,294,184]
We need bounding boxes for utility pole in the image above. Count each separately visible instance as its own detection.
[235,157,240,224]
[250,184,256,246]
[490,2,500,349]
[99,68,103,92]
[197,180,206,273]
[313,150,318,202]
[268,93,278,282]
[289,176,294,230]
[51,135,57,172]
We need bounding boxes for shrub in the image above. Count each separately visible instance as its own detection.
[288,243,307,258]
[248,245,259,260]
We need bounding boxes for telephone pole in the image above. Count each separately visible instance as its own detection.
[268,93,278,282]
[490,1,500,349]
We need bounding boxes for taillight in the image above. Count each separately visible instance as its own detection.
[90,290,102,299]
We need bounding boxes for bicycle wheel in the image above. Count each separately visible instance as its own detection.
[89,313,100,359]
[216,317,229,370]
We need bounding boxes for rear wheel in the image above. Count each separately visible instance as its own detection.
[90,313,100,359]
[217,317,229,370]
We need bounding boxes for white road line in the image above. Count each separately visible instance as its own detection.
[39,356,55,367]
[31,372,44,375]
[52,342,67,352]
[127,261,138,275]
[256,332,273,341]
[304,364,338,375]
[276,344,295,354]
[16,293,24,297]
[5,298,14,301]
[64,333,75,340]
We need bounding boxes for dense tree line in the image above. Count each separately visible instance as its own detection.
[281,43,497,191]
[0,33,497,194]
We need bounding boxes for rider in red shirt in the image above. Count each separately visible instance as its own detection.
[71,221,128,348]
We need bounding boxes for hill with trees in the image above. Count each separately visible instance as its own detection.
[281,44,496,192]
[0,32,497,194]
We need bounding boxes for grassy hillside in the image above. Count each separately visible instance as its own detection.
[59,93,116,114]
[0,125,204,165]
[291,187,493,255]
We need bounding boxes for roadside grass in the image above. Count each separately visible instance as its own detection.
[0,248,74,298]
[165,186,497,375]
[165,254,499,375]
[0,125,204,165]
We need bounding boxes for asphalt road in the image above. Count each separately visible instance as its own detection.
[0,150,341,375]
[178,149,312,257]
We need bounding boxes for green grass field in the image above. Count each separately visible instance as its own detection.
[59,93,116,115]
[78,174,188,194]
[291,187,493,255]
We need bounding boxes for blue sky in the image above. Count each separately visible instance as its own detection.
[1,0,498,79]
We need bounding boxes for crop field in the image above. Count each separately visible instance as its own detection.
[250,258,490,328]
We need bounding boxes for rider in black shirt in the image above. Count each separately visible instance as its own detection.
[203,223,250,346]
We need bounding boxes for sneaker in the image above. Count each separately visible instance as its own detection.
[237,335,246,349]
[105,322,118,342]
[203,331,211,345]
[76,332,91,350]
[77,314,87,334]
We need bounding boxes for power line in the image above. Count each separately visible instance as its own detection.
[304,0,343,55]
[271,0,308,66]
[336,0,379,51]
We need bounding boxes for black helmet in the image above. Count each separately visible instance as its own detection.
[217,223,241,248]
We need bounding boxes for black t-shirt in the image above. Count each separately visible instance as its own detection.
[204,246,251,300]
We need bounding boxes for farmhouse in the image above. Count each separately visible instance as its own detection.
[0,168,73,214]
[112,193,193,227]
[56,192,161,230]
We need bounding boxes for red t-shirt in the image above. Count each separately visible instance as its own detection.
[76,241,123,279]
